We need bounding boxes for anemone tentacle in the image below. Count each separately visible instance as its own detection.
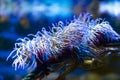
[7,12,120,70]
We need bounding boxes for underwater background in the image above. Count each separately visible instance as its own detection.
[0,0,120,80]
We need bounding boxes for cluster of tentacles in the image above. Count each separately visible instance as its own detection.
[7,12,120,80]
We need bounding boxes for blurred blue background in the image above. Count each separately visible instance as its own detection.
[0,0,120,80]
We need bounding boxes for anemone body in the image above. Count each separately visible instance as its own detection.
[7,12,120,70]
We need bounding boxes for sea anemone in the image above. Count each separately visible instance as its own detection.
[7,12,120,72]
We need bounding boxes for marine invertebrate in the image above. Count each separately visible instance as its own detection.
[7,12,120,80]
